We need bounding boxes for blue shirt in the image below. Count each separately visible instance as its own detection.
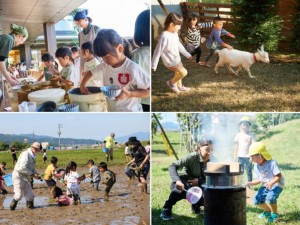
[206,27,229,49]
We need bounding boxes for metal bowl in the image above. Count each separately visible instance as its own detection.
[100,85,122,100]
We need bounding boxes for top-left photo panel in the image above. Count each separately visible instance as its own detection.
[0,0,150,112]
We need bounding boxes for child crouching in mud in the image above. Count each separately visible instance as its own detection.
[98,162,116,200]
[51,186,73,206]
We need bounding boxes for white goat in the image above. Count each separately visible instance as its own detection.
[214,46,270,78]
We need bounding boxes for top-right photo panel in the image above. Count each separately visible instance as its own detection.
[151,0,300,112]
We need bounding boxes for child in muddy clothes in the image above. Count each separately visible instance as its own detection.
[44,156,61,190]
[98,162,116,200]
[64,161,85,205]
[86,159,101,191]
[0,162,8,194]
[51,186,73,206]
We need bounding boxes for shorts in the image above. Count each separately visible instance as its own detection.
[254,185,283,205]
[45,179,56,188]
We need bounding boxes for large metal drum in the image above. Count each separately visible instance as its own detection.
[203,162,246,225]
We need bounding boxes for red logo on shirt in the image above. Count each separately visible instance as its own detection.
[118,73,130,85]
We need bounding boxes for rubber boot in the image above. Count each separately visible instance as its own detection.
[10,199,18,210]
[26,200,34,209]
[110,156,113,161]
[106,156,109,162]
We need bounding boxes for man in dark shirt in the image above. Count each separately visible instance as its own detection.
[160,139,213,221]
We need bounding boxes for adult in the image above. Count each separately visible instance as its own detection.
[10,142,41,210]
[0,24,28,111]
[11,145,18,166]
[125,137,150,193]
[73,10,100,80]
[103,132,120,162]
[131,9,150,112]
[160,139,214,221]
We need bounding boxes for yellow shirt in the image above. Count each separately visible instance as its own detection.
[105,136,116,149]
[44,164,55,180]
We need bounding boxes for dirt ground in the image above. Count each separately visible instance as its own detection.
[0,166,150,225]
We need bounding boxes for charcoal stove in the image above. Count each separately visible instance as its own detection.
[202,162,246,225]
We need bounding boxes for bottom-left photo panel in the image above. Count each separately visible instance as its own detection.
[0,113,150,225]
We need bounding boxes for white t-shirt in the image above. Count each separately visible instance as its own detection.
[125,146,130,155]
[60,64,77,85]
[91,57,150,112]
[152,31,192,70]
[73,57,81,86]
[234,131,255,157]
[84,58,101,87]
[254,160,284,188]
[131,46,150,106]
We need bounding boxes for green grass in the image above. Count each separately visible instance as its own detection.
[151,119,300,225]
[0,141,149,170]
[152,49,300,112]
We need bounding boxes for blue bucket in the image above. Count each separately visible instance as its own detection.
[102,148,109,153]
[3,174,12,187]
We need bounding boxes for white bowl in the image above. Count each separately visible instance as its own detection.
[100,85,122,100]
[28,88,65,106]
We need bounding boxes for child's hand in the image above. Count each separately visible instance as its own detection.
[115,87,131,100]
[265,181,274,190]
[175,180,185,191]
[231,34,235,39]
[80,86,90,95]
[201,37,206,43]
[188,56,193,61]
[152,69,156,72]
[188,178,199,187]
[227,45,233,50]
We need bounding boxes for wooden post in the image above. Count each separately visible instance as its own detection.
[43,22,57,57]
[157,0,169,16]
[153,113,179,160]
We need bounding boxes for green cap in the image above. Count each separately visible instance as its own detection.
[11,24,28,38]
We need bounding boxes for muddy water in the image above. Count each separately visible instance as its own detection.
[0,166,150,225]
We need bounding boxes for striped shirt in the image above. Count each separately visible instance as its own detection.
[187,22,213,47]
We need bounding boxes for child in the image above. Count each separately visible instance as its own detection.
[234,116,255,182]
[81,41,101,86]
[11,145,17,165]
[52,47,77,86]
[186,13,213,66]
[80,29,150,112]
[0,162,8,195]
[42,149,47,164]
[204,16,235,66]
[51,186,73,206]
[37,53,59,81]
[125,143,132,162]
[98,162,116,200]
[152,12,193,94]
[44,156,60,189]
[64,161,85,205]
[71,46,81,86]
[131,9,150,112]
[246,142,284,223]
[86,159,101,191]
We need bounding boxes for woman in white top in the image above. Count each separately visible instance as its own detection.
[152,13,193,94]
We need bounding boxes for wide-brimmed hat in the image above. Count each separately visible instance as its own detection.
[127,137,140,144]
[31,142,41,150]
[249,142,272,160]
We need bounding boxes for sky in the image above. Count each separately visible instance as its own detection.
[0,113,150,140]
[79,0,150,37]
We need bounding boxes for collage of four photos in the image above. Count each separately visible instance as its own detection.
[0,0,299,224]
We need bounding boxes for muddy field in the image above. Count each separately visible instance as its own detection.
[0,166,150,225]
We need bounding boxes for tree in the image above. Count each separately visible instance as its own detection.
[0,142,9,151]
[151,113,162,139]
[232,0,283,51]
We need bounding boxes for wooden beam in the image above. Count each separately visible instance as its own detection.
[43,23,57,57]
[157,0,169,16]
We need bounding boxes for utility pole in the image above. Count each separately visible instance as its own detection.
[58,124,62,150]
[32,131,35,142]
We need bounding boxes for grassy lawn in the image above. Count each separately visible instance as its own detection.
[151,120,300,225]
[0,141,149,170]
[152,48,300,112]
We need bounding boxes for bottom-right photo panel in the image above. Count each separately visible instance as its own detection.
[151,113,300,225]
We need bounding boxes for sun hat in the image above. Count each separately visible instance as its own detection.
[127,137,140,144]
[249,142,272,160]
[31,142,41,150]
[240,116,251,125]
